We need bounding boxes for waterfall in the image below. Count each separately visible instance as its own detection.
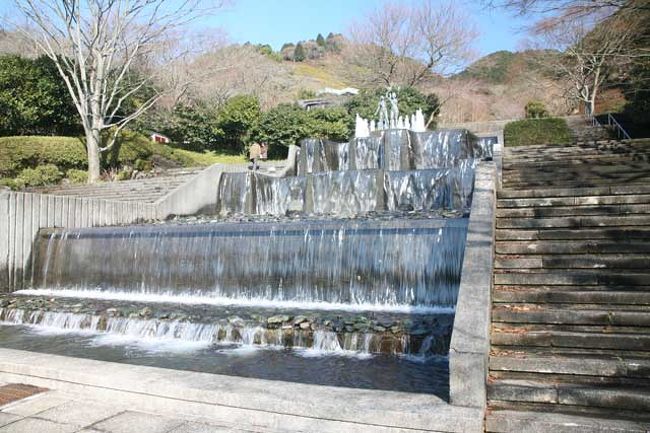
[30,219,467,308]
[0,307,450,356]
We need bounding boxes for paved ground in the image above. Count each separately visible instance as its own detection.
[0,386,260,433]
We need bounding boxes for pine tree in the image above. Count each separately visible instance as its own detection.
[316,33,325,46]
[293,42,306,62]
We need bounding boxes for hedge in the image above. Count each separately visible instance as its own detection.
[0,132,197,178]
[504,118,572,147]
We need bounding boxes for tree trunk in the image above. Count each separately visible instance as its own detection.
[86,129,101,184]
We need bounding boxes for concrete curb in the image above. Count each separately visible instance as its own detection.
[449,162,497,414]
[0,348,483,433]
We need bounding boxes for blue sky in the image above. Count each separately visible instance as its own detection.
[206,0,533,56]
[1,0,533,58]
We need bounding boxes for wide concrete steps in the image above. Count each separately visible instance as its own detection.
[502,140,650,189]
[487,408,650,433]
[488,139,650,432]
[33,167,204,203]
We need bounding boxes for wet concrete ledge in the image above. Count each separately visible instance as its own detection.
[0,348,482,433]
[449,162,497,412]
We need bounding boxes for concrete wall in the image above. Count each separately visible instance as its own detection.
[0,147,300,291]
[155,145,299,219]
[449,162,497,412]
[0,190,156,292]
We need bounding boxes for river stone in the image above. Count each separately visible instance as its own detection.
[293,315,308,326]
[299,321,311,330]
[267,315,291,328]
[0,300,9,308]
[139,307,153,318]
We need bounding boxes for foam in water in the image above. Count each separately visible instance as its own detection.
[0,307,445,356]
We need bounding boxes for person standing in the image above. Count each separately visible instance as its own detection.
[249,142,261,171]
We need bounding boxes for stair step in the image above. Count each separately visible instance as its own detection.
[486,408,650,433]
[495,254,650,269]
[492,304,650,326]
[487,379,650,411]
[496,228,650,241]
[495,240,650,254]
[496,215,650,229]
[496,204,650,218]
[498,194,650,208]
[490,353,650,378]
[493,288,650,305]
[498,185,650,199]
[494,271,650,286]
[491,327,650,351]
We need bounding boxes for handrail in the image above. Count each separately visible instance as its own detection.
[584,107,632,140]
[607,113,632,140]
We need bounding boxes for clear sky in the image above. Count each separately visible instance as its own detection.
[1,0,533,58]
[206,0,532,56]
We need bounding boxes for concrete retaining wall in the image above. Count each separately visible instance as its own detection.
[155,145,299,219]
[0,191,156,292]
[449,161,497,411]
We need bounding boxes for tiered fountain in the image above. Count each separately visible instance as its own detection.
[0,100,492,396]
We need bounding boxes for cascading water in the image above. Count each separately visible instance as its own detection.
[30,219,467,308]
[1,126,491,395]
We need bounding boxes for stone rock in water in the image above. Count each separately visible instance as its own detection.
[138,307,153,318]
[292,315,308,326]
[267,315,291,325]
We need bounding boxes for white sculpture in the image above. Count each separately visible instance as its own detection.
[353,90,427,137]
[388,91,399,127]
[374,96,389,130]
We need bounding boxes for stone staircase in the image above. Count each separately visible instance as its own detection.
[565,115,612,143]
[31,167,204,203]
[486,139,650,432]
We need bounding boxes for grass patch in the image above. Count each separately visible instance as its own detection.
[504,118,572,147]
[168,148,246,166]
[291,63,348,88]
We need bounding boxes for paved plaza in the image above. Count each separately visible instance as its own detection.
[0,386,270,433]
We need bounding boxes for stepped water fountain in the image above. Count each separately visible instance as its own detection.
[0,100,493,397]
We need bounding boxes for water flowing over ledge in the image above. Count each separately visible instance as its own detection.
[30,218,468,309]
[0,305,451,356]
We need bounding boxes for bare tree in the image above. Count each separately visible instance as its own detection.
[532,13,632,114]
[9,0,221,183]
[347,0,478,88]
[486,0,648,18]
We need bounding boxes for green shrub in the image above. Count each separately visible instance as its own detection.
[504,118,572,147]
[116,167,133,181]
[250,104,352,159]
[525,100,548,119]
[0,132,201,179]
[0,136,87,177]
[0,178,21,190]
[65,168,88,184]
[16,164,63,187]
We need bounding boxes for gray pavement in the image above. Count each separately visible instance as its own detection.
[0,388,262,433]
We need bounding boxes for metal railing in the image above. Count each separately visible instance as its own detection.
[607,113,632,140]
[584,107,632,140]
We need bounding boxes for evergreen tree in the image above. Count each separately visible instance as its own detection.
[293,43,306,62]
[316,33,325,46]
